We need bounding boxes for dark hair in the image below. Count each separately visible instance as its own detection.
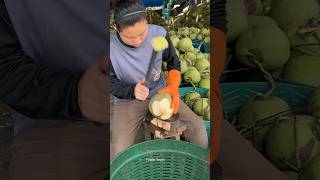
[113,0,147,32]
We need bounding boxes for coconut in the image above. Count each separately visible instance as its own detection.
[205,107,210,120]
[199,78,210,90]
[239,95,291,152]
[178,38,193,52]
[284,16,320,57]
[184,91,201,108]
[269,0,320,29]
[180,59,189,74]
[151,36,169,52]
[282,54,320,87]
[235,23,290,71]
[226,0,249,42]
[183,67,201,85]
[308,86,320,119]
[248,15,278,29]
[197,34,204,41]
[196,53,205,61]
[193,98,209,116]
[170,36,180,48]
[304,153,320,180]
[190,33,197,40]
[175,49,180,57]
[265,115,320,170]
[195,58,210,78]
[204,37,210,43]
[162,62,167,71]
[201,28,210,36]
[185,52,197,65]
[149,93,174,120]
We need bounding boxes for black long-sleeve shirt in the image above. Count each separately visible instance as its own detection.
[110,32,180,99]
[211,0,227,33]
[0,0,82,120]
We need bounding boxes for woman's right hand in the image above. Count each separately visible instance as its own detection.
[134,79,149,101]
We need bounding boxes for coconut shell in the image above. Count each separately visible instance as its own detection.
[265,115,320,170]
[238,95,291,152]
[235,24,290,71]
[282,54,320,87]
[269,0,320,29]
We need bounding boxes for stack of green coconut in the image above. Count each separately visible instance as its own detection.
[233,85,320,180]
[163,27,210,90]
[226,0,320,87]
[183,89,210,120]
[224,0,320,179]
[162,2,210,121]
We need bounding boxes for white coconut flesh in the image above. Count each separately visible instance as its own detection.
[150,98,174,120]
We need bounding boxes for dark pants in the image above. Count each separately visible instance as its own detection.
[8,121,109,180]
[110,99,208,161]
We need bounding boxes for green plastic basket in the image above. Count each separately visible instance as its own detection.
[220,82,315,121]
[110,139,210,180]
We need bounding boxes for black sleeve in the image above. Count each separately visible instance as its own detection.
[211,0,227,33]
[0,1,83,120]
[162,33,180,72]
[110,62,136,99]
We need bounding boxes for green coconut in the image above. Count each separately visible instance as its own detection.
[248,15,278,29]
[180,59,189,74]
[185,52,197,65]
[183,67,201,85]
[190,33,197,40]
[199,78,210,90]
[284,16,320,57]
[184,91,201,108]
[193,48,200,54]
[226,0,249,42]
[195,58,210,78]
[201,28,210,36]
[175,49,180,57]
[235,24,290,71]
[196,53,205,61]
[243,0,263,15]
[193,98,209,116]
[265,115,320,170]
[204,37,210,43]
[282,54,320,87]
[162,62,167,71]
[170,36,180,48]
[178,38,193,52]
[308,86,320,119]
[197,34,204,41]
[205,108,210,120]
[203,53,210,61]
[149,93,174,120]
[269,0,320,29]
[304,153,320,180]
[239,95,291,152]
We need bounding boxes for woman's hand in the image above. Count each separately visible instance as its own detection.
[134,79,149,100]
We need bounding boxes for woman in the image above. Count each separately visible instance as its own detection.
[110,0,208,161]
